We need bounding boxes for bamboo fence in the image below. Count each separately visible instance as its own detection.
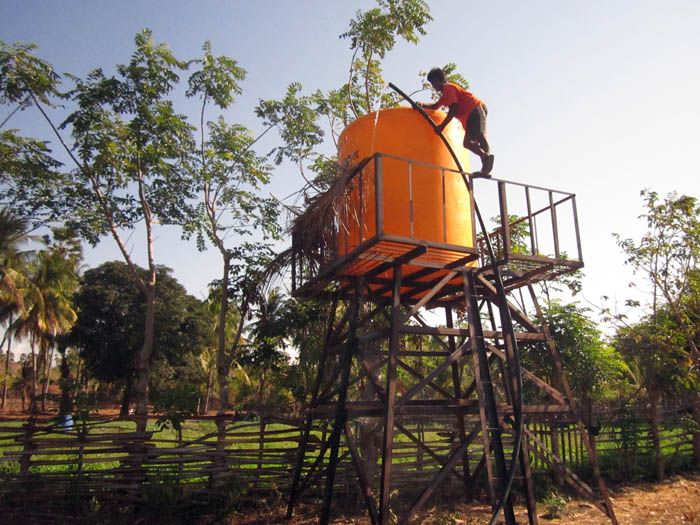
[0,408,695,522]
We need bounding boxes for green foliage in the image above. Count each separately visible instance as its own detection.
[257,0,433,195]
[186,41,245,109]
[151,356,204,436]
[541,491,567,517]
[341,0,432,115]
[0,40,59,107]
[60,30,198,245]
[71,261,212,395]
[615,314,689,394]
[526,302,629,405]
[256,82,325,168]
[0,131,65,226]
[612,190,700,395]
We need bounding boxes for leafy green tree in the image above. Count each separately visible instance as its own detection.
[340,0,432,117]
[71,261,212,416]
[612,190,700,478]
[0,209,35,409]
[1,41,69,226]
[2,32,200,424]
[185,42,280,415]
[614,314,688,480]
[614,190,700,360]
[257,0,434,196]
[534,302,630,412]
[13,229,79,413]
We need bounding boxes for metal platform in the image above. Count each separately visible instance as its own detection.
[291,153,584,303]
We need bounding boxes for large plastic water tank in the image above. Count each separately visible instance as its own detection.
[336,106,474,256]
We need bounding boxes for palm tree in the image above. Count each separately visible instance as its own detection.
[0,209,34,409]
[16,230,80,413]
[247,290,288,415]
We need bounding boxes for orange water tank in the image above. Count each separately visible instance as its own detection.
[336,106,474,256]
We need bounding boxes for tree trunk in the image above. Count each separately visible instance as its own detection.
[257,372,266,416]
[133,283,156,432]
[1,314,14,410]
[41,343,55,412]
[202,365,213,415]
[73,356,82,399]
[58,347,73,418]
[649,389,665,481]
[29,336,38,414]
[216,254,231,416]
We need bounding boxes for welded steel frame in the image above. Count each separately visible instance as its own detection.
[287,160,617,525]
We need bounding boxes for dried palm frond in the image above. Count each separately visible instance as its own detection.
[262,157,367,290]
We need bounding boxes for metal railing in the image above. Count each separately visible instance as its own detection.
[292,154,584,293]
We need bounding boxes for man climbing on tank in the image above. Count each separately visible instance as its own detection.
[418,67,494,177]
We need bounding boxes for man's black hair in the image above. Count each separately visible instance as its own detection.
[427,68,446,83]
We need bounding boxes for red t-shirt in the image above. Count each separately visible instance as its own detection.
[436,83,483,122]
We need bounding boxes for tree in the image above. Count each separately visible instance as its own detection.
[340,0,432,118]
[0,209,34,409]
[614,190,700,360]
[532,302,629,414]
[185,42,280,415]
[1,40,66,222]
[257,0,434,197]
[614,314,688,480]
[71,261,212,417]
[13,229,79,413]
[2,32,250,428]
[612,190,700,479]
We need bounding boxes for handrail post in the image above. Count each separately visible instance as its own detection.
[549,191,560,259]
[498,181,511,262]
[375,154,383,236]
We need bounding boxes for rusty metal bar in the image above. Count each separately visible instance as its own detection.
[287,294,339,518]
[320,289,360,525]
[549,190,560,259]
[498,181,511,260]
[525,186,536,256]
[465,271,516,523]
[379,264,401,524]
[375,154,384,235]
[409,161,414,239]
[447,305,473,499]
[572,195,583,262]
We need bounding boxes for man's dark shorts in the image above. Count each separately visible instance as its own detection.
[466,104,488,139]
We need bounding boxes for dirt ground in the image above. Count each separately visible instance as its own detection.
[231,473,700,524]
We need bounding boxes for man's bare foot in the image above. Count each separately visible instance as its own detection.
[482,154,495,174]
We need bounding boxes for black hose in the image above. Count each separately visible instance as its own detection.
[387,82,525,525]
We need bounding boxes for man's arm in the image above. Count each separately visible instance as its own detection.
[435,103,458,134]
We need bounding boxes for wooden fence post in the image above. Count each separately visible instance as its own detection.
[19,419,36,477]
[550,422,564,487]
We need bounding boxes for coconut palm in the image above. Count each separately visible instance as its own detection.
[15,230,80,413]
[0,209,34,409]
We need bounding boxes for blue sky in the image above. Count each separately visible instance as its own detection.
[2,1,699,330]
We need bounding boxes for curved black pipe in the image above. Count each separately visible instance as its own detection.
[387,82,525,525]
